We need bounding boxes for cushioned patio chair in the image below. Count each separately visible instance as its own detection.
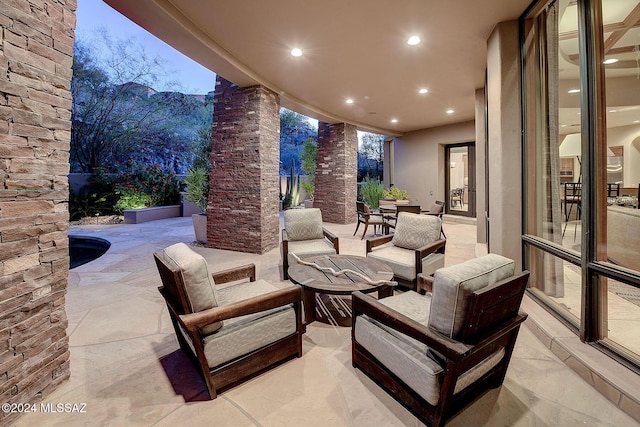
[366,212,445,289]
[281,208,339,280]
[424,200,446,238]
[154,243,303,399]
[382,204,421,234]
[352,254,529,427]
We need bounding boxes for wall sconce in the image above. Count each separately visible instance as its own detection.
[450,162,456,168]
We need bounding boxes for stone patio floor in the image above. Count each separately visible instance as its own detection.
[13,215,640,426]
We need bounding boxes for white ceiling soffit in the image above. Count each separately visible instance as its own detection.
[104,0,532,135]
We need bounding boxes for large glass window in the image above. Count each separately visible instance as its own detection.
[522,0,640,367]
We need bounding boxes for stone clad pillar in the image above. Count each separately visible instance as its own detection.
[207,76,280,254]
[313,122,358,224]
[0,1,75,423]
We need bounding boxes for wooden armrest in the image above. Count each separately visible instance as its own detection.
[322,228,339,253]
[366,234,393,252]
[416,274,433,294]
[211,263,256,284]
[352,291,470,361]
[180,285,302,331]
[417,239,446,258]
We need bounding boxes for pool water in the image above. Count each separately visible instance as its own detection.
[69,236,111,269]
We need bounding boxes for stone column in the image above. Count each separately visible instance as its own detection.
[314,122,358,224]
[0,1,75,424]
[207,76,280,254]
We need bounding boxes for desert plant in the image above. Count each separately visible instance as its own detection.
[360,176,385,210]
[300,138,317,199]
[283,161,301,209]
[184,167,209,213]
[383,186,409,201]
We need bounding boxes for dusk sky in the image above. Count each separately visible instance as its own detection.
[75,0,216,95]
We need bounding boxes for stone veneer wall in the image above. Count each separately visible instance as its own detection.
[313,122,358,224]
[207,76,280,254]
[0,1,75,424]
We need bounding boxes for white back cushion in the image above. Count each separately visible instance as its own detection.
[392,212,441,250]
[163,242,219,313]
[284,208,324,241]
[428,254,515,340]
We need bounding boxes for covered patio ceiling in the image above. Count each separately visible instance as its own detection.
[104,0,532,135]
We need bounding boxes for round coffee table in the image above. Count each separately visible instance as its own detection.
[287,254,395,327]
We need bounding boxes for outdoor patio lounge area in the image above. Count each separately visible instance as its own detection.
[13,216,638,426]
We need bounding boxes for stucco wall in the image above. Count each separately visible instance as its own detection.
[393,121,475,209]
[486,20,522,269]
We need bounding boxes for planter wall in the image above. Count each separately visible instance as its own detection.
[123,205,181,224]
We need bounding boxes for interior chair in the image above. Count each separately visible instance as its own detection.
[563,182,582,238]
[281,207,339,280]
[352,254,529,427]
[383,204,422,234]
[154,242,304,399]
[366,212,445,290]
[424,200,446,238]
[607,182,620,198]
[450,188,464,208]
[354,201,386,240]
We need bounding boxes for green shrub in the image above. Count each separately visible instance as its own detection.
[69,190,111,220]
[184,167,208,213]
[300,139,316,199]
[113,190,153,213]
[360,176,385,210]
[90,159,180,210]
[383,186,409,201]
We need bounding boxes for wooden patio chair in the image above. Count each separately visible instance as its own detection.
[354,201,386,239]
[352,254,529,427]
[281,208,339,280]
[154,243,304,399]
[366,212,445,290]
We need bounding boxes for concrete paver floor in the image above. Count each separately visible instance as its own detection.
[14,216,639,426]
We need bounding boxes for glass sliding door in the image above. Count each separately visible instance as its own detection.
[599,0,640,359]
[445,143,475,217]
[522,0,640,367]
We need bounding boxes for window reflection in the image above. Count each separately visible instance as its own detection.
[601,0,640,274]
[606,277,640,358]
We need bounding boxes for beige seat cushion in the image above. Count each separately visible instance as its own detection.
[355,290,506,405]
[391,212,441,250]
[203,279,297,368]
[284,208,324,241]
[428,254,515,340]
[286,239,337,266]
[355,291,443,405]
[367,245,444,280]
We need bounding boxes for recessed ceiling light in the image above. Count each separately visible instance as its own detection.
[419,88,429,94]
[407,36,421,46]
[568,89,580,94]
[603,58,618,64]
[634,120,640,123]
[290,48,302,57]
[446,109,455,114]
[345,98,354,104]
[391,118,398,123]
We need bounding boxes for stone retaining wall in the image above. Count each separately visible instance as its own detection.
[0,1,75,424]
